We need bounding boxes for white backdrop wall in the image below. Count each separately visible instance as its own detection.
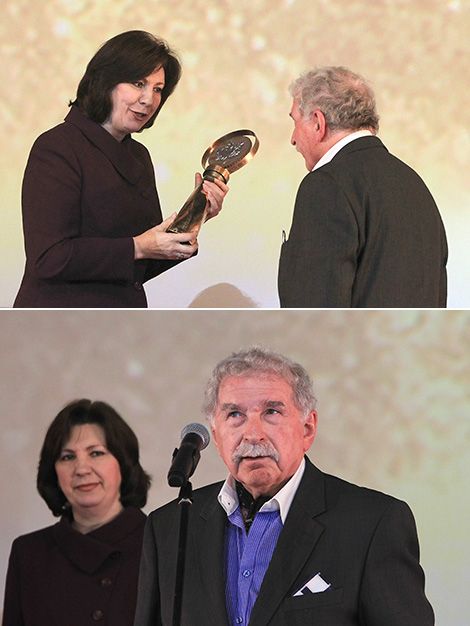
[1,0,469,307]
[0,309,469,624]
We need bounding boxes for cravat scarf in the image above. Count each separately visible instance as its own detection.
[236,481,270,533]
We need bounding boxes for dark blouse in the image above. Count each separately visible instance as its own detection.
[14,106,181,308]
[2,507,146,626]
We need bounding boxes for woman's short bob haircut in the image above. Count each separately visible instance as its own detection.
[37,399,151,517]
[72,30,181,131]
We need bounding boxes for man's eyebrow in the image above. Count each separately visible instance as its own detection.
[264,400,286,408]
[220,403,245,412]
[219,400,286,411]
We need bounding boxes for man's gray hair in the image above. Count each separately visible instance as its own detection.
[202,346,317,425]
[289,66,379,133]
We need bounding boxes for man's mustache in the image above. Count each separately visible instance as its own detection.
[232,442,279,464]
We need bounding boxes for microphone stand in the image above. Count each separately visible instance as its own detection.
[172,479,193,626]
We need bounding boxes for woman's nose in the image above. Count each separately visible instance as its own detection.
[140,87,159,108]
[74,456,91,475]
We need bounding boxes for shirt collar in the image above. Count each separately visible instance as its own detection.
[312,129,373,171]
[217,457,306,524]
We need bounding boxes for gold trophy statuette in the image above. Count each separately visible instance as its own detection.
[167,130,259,237]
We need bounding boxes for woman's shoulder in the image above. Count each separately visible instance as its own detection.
[10,522,58,552]
[29,119,84,160]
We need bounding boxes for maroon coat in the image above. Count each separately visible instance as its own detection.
[14,106,182,308]
[2,507,146,626]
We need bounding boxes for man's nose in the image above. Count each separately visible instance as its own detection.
[243,416,266,443]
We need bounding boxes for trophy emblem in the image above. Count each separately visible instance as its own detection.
[167,130,259,237]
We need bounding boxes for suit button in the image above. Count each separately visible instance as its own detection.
[133,281,143,291]
[101,577,112,587]
[92,610,104,620]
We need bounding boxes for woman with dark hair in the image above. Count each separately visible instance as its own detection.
[2,399,151,625]
[13,30,228,308]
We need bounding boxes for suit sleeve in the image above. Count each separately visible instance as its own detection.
[134,515,163,626]
[21,133,136,284]
[359,499,434,626]
[278,171,359,307]
[2,540,26,626]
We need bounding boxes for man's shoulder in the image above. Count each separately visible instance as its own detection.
[326,135,415,177]
[323,470,398,505]
[303,461,405,516]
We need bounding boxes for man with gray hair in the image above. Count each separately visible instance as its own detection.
[134,346,434,626]
[278,66,447,308]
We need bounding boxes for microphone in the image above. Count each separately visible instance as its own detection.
[167,423,210,487]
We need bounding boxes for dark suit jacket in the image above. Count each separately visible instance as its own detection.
[278,136,448,308]
[134,459,434,626]
[2,507,146,626]
[14,106,182,308]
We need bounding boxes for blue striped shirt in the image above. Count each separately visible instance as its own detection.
[224,507,282,625]
[218,460,306,626]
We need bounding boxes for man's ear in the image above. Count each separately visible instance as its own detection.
[303,410,317,451]
[311,110,327,141]
[211,425,220,451]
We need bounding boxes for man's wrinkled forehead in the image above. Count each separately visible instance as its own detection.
[216,372,295,405]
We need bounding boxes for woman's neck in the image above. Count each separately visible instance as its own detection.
[71,502,124,534]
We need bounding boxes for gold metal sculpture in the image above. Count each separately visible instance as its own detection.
[167,130,259,237]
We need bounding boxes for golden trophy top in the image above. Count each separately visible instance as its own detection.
[201,130,259,183]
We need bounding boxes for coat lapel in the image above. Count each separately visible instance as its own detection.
[65,105,145,185]
[191,484,231,626]
[248,460,327,626]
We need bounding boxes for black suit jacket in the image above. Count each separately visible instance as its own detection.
[14,106,182,308]
[134,459,434,625]
[278,137,448,308]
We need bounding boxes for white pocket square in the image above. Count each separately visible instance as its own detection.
[293,572,332,596]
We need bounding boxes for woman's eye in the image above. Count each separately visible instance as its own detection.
[60,453,74,461]
[90,450,105,457]
[133,81,144,88]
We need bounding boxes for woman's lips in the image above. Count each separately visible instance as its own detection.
[74,483,99,492]
[131,110,147,121]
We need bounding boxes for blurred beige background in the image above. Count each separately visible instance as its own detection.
[0,309,469,623]
[1,0,469,307]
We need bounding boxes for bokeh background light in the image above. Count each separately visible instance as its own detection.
[0,309,469,624]
[1,0,469,307]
